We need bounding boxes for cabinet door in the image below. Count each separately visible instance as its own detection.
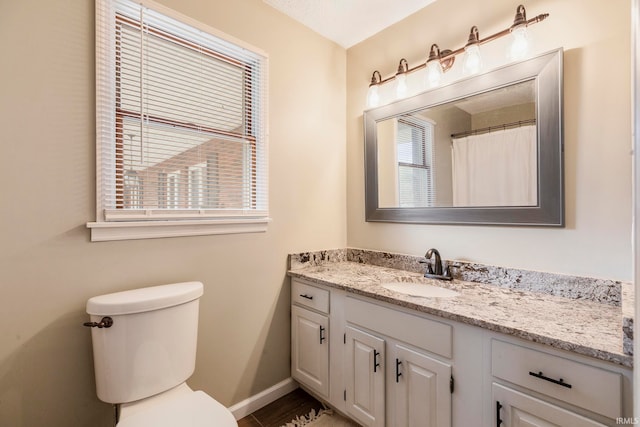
[345,325,385,427]
[291,305,329,398]
[493,383,606,427]
[393,344,451,427]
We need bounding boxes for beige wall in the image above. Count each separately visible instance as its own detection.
[377,119,399,207]
[428,106,470,206]
[0,0,345,426]
[347,0,632,280]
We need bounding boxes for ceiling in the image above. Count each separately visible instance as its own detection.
[455,80,536,115]
[262,0,437,48]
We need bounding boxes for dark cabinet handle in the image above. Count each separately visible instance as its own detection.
[299,294,314,300]
[529,371,572,388]
[319,326,326,344]
[496,401,503,427]
[395,358,402,383]
[373,350,380,373]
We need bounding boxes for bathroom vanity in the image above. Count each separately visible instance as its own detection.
[288,250,633,427]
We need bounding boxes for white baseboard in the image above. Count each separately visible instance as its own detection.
[228,377,298,420]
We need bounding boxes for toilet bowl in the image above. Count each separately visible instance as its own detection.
[85,282,237,426]
[116,384,237,426]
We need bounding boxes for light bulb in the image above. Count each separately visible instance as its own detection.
[424,61,443,88]
[395,73,407,99]
[366,85,379,108]
[463,44,482,75]
[509,26,530,60]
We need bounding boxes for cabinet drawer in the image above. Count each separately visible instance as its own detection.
[493,383,607,427]
[491,339,621,419]
[345,296,452,358]
[292,279,330,314]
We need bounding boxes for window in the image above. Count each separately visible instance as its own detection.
[89,0,269,241]
[396,117,435,207]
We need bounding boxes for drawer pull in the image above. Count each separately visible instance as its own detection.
[299,294,314,300]
[529,371,572,389]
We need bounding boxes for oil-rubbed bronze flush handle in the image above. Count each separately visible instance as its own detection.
[83,316,113,328]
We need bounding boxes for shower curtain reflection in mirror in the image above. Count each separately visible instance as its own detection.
[451,125,537,207]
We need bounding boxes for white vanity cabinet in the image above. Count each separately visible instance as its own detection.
[344,325,453,427]
[344,296,453,427]
[490,338,629,427]
[289,277,632,427]
[291,280,330,399]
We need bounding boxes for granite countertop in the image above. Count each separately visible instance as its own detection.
[288,260,632,368]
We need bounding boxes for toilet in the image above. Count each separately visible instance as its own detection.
[85,281,237,426]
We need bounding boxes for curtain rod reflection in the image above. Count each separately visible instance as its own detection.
[451,118,536,139]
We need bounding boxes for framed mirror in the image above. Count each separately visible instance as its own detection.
[364,49,563,226]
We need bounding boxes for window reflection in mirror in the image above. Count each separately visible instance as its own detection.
[377,79,537,208]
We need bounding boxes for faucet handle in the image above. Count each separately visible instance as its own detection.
[443,262,451,278]
[419,258,435,274]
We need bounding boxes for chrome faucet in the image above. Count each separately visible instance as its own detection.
[423,248,453,280]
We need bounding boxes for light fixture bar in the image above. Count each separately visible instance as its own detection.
[366,4,549,97]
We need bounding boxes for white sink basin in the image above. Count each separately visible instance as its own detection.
[381,282,460,298]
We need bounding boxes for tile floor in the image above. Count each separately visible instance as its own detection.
[237,388,324,427]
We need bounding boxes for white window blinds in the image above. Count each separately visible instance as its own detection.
[396,117,435,207]
[95,0,268,223]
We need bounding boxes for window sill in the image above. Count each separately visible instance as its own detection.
[86,217,270,242]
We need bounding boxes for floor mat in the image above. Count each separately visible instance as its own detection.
[280,408,360,426]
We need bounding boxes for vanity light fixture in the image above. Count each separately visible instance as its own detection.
[425,44,454,88]
[366,4,548,106]
[509,5,531,60]
[395,58,409,98]
[462,26,482,75]
[366,70,382,107]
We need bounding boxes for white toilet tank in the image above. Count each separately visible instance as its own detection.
[86,282,204,404]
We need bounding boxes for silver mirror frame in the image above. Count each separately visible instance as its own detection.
[364,48,564,226]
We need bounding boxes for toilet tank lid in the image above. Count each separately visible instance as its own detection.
[87,282,204,315]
